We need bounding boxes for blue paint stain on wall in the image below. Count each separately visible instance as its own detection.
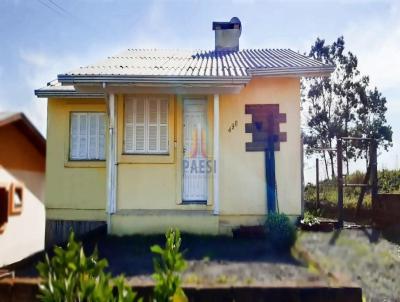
[265,135,277,213]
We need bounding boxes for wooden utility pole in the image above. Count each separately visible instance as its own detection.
[337,139,344,228]
[355,165,371,218]
[316,158,320,208]
[370,140,378,212]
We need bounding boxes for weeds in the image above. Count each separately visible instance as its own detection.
[151,228,187,302]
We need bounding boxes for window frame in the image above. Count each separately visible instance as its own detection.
[8,182,23,216]
[69,111,106,162]
[0,184,10,233]
[123,96,170,155]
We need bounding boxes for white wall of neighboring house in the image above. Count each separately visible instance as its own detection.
[0,166,45,267]
[6,169,45,202]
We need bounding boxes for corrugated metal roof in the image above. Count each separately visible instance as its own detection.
[59,48,334,81]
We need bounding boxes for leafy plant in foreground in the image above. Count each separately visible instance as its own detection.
[37,231,139,302]
[151,228,187,302]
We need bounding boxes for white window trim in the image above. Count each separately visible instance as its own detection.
[70,112,106,161]
[124,96,169,155]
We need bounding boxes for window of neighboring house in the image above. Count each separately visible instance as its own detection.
[0,186,9,233]
[124,96,169,154]
[70,112,106,160]
[8,183,23,216]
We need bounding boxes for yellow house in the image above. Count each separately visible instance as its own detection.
[35,18,333,237]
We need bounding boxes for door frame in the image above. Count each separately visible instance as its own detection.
[175,96,215,205]
[182,97,209,204]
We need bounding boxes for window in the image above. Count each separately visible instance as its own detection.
[0,186,9,233]
[70,112,106,160]
[8,183,23,216]
[124,96,169,154]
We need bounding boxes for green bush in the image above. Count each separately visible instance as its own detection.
[301,211,321,226]
[37,232,139,302]
[264,213,297,251]
[379,169,400,193]
[151,228,187,302]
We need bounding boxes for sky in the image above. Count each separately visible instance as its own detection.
[0,0,399,181]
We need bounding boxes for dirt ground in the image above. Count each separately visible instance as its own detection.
[15,228,398,300]
[14,233,328,287]
[297,228,400,302]
[86,234,327,286]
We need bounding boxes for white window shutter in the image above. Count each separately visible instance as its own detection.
[159,99,168,152]
[78,113,88,159]
[88,114,98,159]
[70,113,80,159]
[123,96,169,154]
[135,97,146,152]
[70,112,106,160]
[148,98,158,152]
[124,99,134,152]
[98,114,106,159]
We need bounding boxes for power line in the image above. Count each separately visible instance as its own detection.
[36,0,64,17]
[35,0,96,31]
[45,0,76,19]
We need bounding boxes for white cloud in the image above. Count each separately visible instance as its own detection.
[342,2,400,171]
[344,2,400,90]
[9,1,193,136]
[9,46,108,135]
[15,51,78,134]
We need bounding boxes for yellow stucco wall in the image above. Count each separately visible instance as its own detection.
[45,99,107,221]
[219,77,302,217]
[46,77,302,232]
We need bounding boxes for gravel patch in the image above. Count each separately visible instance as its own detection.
[298,228,400,302]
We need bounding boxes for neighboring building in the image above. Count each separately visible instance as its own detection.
[0,112,45,266]
[35,18,334,236]
[0,112,46,201]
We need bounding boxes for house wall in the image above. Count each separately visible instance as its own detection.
[0,124,45,201]
[218,77,302,228]
[45,99,107,221]
[112,77,301,234]
[0,167,45,266]
[115,94,214,211]
[45,77,301,234]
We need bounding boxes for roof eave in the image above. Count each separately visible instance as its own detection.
[248,66,335,77]
[34,89,104,98]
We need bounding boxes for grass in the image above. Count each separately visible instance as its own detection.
[305,169,400,210]
[305,183,372,209]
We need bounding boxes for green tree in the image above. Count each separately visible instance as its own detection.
[302,36,392,178]
[354,86,392,162]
